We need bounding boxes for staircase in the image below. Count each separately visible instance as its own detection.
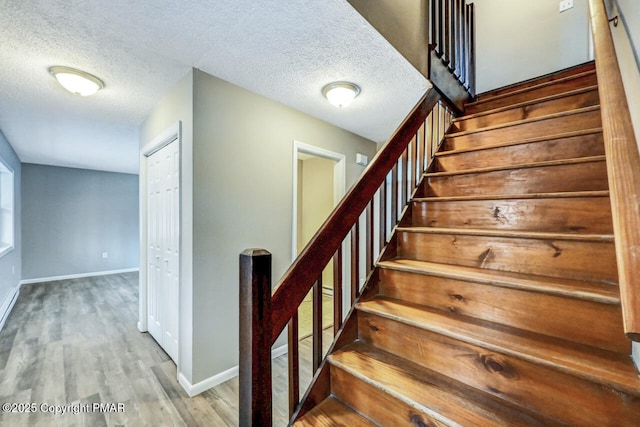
[293,63,640,426]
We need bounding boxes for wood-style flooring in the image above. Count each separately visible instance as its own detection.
[0,273,325,426]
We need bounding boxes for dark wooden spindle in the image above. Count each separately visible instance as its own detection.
[444,0,450,64]
[437,0,444,58]
[417,122,425,178]
[430,0,438,52]
[350,222,359,304]
[450,0,457,74]
[391,164,399,226]
[332,248,343,335]
[401,149,409,207]
[366,201,374,273]
[287,315,299,417]
[460,1,467,84]
[379,183,387,247]
[411,134,418,189]
[469,3,476,96]
[239,249,272,427]
[312,278,322,372]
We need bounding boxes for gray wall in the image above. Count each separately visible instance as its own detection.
[140,68,377,387]
[474,0,592,93]
[191,69,377,382]
[0,131,21,317]
[22,164,139,280]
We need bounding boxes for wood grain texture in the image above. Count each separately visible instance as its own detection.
[378,266,627,353]
[454,86,600,132]
[292,397,376,427]
[357,300,640,426]
[445,106,602,151]
[589,0,640,341]
[424,157,609,197]
[437,129,605,171]
[396,228,617,282]
[329,342,562,427]
[410,193,613,233]
[473,61,595,102]
[466,70,598,114]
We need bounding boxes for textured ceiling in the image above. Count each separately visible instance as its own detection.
[0,0,429,174]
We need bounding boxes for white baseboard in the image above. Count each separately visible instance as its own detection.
[633,342,640,371]
[178,343,289,397]
[20,268,139,285]
[0,285,20,332]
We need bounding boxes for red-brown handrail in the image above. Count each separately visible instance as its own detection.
[589,0,640,341]
[239,88,455,426]
[270,88,441,343]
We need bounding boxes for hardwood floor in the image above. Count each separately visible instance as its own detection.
[0,273,317,426]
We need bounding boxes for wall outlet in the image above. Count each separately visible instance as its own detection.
[102,252,108,259]
[559,0,573,12]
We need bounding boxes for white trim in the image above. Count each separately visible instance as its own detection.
[0,284,19,331]
[141,122,181,157]
[177,344,288,397]
[20,268,139,285]
[633,343,640,371]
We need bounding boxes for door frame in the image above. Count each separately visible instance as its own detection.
[291,140,349,318]
[139,122,182,365]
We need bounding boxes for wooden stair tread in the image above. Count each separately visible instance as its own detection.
[454,85,599,123]
[294,397,376,427]
[396,226,614,242]
[436,128,603,157]
[425,155,605,177]
[413,190,610,203]
[356,297,640,396]
[378,258,620,304]
[329,341,563,427]
[447,105,600,138]
[473,62,595,101]
[467,70,597,108]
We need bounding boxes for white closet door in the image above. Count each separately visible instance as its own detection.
[146,138,180,361]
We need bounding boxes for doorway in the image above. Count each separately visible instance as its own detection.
[292,141,346,339]
[141,126,181,363]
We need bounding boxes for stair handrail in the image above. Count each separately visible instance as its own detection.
[239,87,453,426]
[588,0,640,341]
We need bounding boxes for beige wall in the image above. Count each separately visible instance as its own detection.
[474,0,592,93]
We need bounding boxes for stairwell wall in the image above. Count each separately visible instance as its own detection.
[474,0,592,93]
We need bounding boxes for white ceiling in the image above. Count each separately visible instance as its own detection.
[0,0,429,174]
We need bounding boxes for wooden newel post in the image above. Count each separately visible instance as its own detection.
[239,249,273,427]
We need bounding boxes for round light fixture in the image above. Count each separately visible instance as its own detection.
[322,81,360,108]
[49,66,105,96]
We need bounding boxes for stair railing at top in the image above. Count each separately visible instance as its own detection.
[588,0,640,342]
[239,89,455,426]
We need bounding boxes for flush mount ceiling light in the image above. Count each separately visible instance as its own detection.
[322,81,361,108]
[49,66,105,96]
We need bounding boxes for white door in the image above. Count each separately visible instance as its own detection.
[146,138,180,361]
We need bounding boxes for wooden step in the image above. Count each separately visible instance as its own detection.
[293,397,376,427]
[454,86,600,132]
[328,342,563,427]
[409,191,613,233]
[473,61,595,103]
[395,227,617,282]
[377,259,627,353]
[444,106,601,151]
[422,156,609,197]
[436,129,604,172]
[356,297,640,426]
[466,70,598,114]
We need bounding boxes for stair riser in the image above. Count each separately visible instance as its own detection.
[358,313,640,426]
[396,231,617,282]
[467,72,598,114]
[410,196,613,233]
[455,88,600,132]
[424,161,609,197]
[378,269,627,353]
[474,63,595,102]
[437,132,604,171]
[445,108,601,151]
[330,366,450,427]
